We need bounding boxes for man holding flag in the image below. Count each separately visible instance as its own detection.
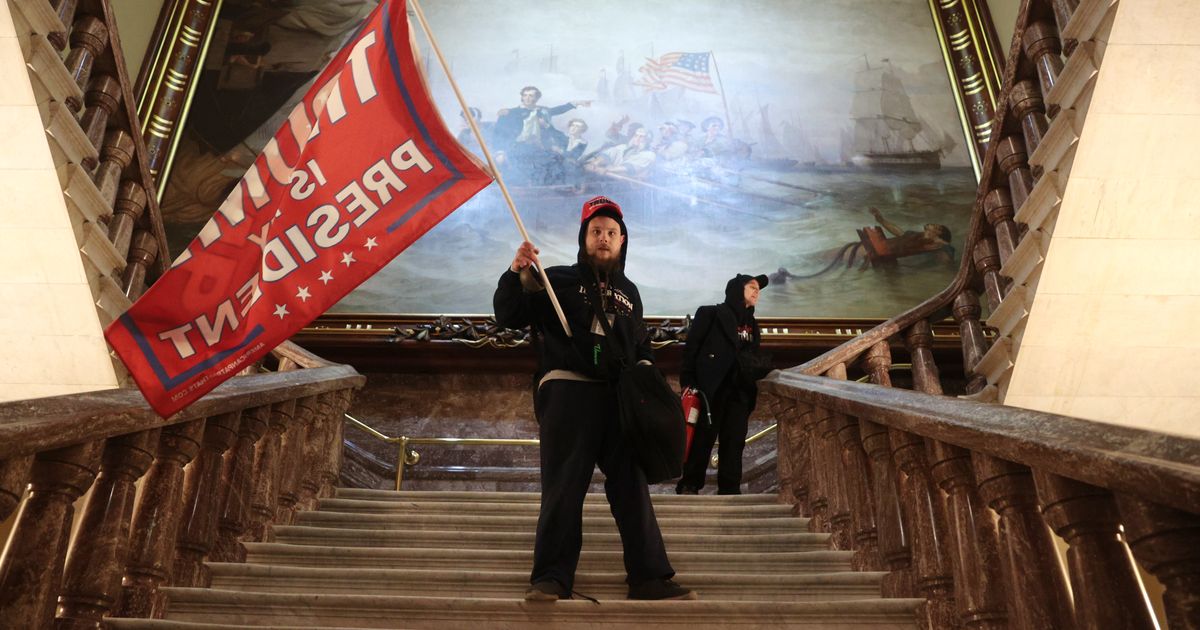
[495,197,697,602]
[105,0,492,418]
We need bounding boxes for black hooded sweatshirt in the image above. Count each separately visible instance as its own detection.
[493,212,653,385]
[679,275,763,399]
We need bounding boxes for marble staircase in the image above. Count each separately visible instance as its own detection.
[105,489,922,629]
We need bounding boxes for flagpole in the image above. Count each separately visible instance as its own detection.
[708,50,735,141]
[407,0,573,338]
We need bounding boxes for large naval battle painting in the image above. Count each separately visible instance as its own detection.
[160,0,976,318]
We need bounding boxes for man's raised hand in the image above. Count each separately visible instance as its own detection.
[510,241,540,273]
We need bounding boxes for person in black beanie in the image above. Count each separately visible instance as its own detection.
[494,195,695,602]
[676,273,769,495]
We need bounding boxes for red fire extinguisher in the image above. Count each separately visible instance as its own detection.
[680,387,708,461]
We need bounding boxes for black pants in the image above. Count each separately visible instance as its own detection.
[677,383,753,494]
[531,379,674,591]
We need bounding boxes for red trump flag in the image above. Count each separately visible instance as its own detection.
[105,0,492,417]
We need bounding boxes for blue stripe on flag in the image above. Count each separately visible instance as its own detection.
[380,0,462,233]
[119,313,266,390]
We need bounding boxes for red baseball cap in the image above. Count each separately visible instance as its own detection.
[580,195,623,224]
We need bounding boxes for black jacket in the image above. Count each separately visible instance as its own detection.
[494,264,653,383]
[680,303,761,401]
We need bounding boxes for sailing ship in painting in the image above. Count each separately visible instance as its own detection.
[432,51,974,230]
[845,60,957,170]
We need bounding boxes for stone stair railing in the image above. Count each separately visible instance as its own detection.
[0,342,365,629]
[758,0,1200,628]
[9,0,172,334]
[764,368,1199,629]
[976,0,1119,401]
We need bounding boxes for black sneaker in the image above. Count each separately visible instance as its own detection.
[524,580,569,601]
[627,578,698,600]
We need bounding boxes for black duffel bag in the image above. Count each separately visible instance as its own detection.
[587,284,685,483]
[615,362,686,483]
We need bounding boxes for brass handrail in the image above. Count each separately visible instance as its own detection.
[710,423,778,468]
[344,414,537,489]
[345,414,779,490]
[746,423,779,446]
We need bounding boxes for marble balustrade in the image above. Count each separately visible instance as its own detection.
[765,1,1195,628]
[0,344,364,627]
[12,0,170,313]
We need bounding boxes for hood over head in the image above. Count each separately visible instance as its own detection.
[577,195,628,274]
[723,273,768,321]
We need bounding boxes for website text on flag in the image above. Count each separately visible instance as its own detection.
[104,0,492,417]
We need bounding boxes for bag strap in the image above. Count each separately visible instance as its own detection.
[584,277,629,369]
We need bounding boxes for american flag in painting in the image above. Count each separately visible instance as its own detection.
[636,52,718,94]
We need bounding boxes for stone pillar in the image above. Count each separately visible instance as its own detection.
[115,420,204,618]
[93,131,136,209]
[995,136,1035,212]
[108,182,148,258]
[121,230,158,299]
[244,399,296,543]
[213,406,271,563]
[973,455,1074,630]
[79,75,122,156]
[173,412,241,588]
[1009,80,1050,159]
[57,430,159,629]
[1116,496,1200,630]
[929,441,1008,630]
[1022,22,1065,101]
[983,189,1020,265]
[952,291,990,394]
[1037,474,1156,630]
[972,237,1006,309]
[63,16,108,111]
[0,442,103,628]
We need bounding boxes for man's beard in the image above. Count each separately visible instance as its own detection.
[586,249,621,273]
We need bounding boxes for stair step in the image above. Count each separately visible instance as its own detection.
[243,543,854,574]
[119,487,915,628]
[152,588,922,629]
[206,564,886,601]
[107,622,375,630]
[317,497,793,518]
[272,525,830,552]
[335,489,781,505]
[297,511,811,534]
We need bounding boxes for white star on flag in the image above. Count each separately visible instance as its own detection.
[296,287,311,302]
[273,304,290,319]
[341,252,356,266]
[365,237,379,250]
[319,270,334,284]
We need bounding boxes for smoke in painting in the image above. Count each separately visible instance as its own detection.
[160,0,977,317]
